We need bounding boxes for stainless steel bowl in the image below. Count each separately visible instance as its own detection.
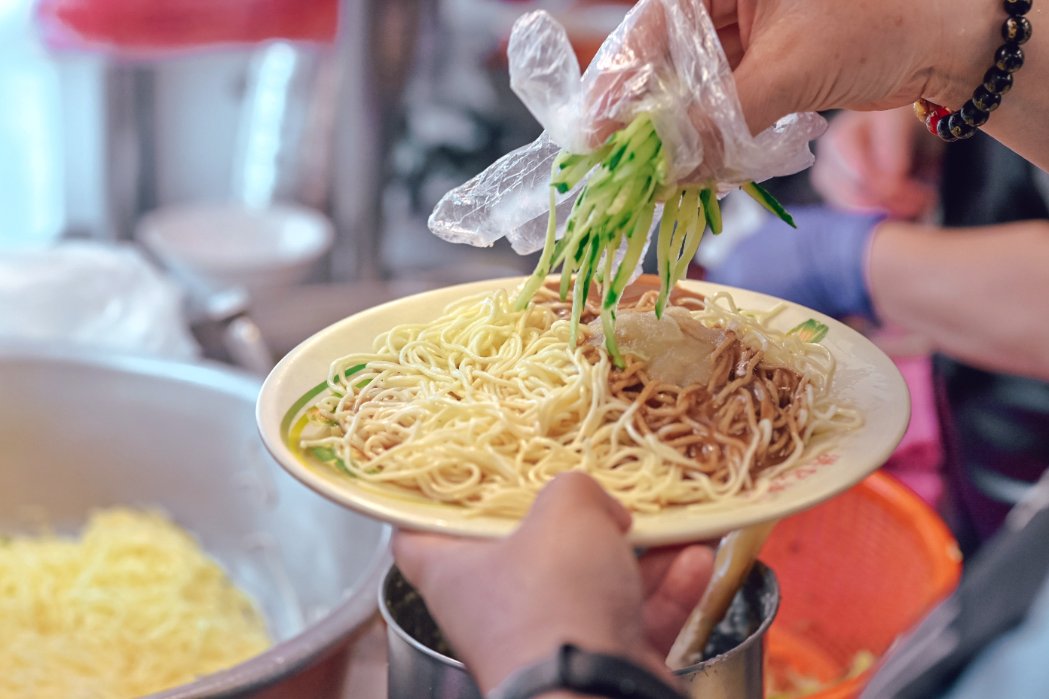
[0,345,391,698]
[379,562,779,699]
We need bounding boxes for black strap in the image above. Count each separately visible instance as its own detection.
[488,643,687,699]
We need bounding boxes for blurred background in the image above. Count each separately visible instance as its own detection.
[0,6,639,693]
[0,0,637,368]
[0,4,976,696]
[0,0,945,536]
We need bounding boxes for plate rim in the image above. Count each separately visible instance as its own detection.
[257,276,910,545]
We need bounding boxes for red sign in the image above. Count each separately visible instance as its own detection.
[36,0,338,55]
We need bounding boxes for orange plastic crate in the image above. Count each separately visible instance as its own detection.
[762,471,962,698]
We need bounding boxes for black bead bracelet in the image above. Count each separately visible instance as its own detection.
[915,0,1033,141]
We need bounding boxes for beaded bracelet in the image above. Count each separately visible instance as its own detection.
[914,0,1034,142]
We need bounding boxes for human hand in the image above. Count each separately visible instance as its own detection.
[716,0,998,135]
[576,0,998,188]
[596,0,997,139]
[705,205,883,320]
[393,472,714,694]
[811,108,943,220]
[571,0,827,188]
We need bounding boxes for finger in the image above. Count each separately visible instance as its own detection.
[817,110,939,219]
[639,547,682,597]
[811,153,882,211]
[827,114,878,182]
[814,164,934,219]
[862,111,934,217]
[813,117,887,209]
[732,48,799,135]
[527,472,633,534]
[707,0,739,28]
[392,529,472,587]
[582,1,667,146]
[639,545,714,601]
[637,542,717,595]
[718,24,743,68]
[641,545,715,653]
[615,0,666,63]
[856,157,937,218]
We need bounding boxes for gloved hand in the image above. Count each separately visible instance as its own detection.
[705,206,883,321]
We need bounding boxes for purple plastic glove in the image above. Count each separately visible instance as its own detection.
[705,205,882,321]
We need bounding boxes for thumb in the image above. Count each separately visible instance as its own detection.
[732,49,801,136]
[524,472,633,535]
[392,530,481,589]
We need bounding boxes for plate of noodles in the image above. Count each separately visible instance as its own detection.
[257,275,909,546]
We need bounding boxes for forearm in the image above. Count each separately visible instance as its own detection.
[868,219,1049,380]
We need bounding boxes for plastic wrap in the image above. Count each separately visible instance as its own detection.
[0,242,200,359]
[429,0,826,255]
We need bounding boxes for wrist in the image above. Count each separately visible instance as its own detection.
[864,220,932,323]
[468,630,676,694]
[785,207,882,322]
[486,643,687,699]
[924,0,1017,108]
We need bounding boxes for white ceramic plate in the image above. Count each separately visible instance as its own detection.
[257,277,909,546]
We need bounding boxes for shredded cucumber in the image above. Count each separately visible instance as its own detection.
[515,114,795,366]
[308,446,350,475]
[699,188,722,235]
[788,318,829,343]
[742,181,796,228]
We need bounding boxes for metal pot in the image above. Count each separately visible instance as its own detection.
[0,345,391,698]
[379,562,779,699]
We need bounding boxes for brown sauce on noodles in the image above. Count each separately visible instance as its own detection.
[537,282,809,476]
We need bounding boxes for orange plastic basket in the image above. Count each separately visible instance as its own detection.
[761,471,962,698]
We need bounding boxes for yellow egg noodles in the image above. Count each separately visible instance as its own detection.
[0,508,270,699]
[302,285,860,516]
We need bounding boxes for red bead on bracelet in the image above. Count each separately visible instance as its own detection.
[914,99,952,137]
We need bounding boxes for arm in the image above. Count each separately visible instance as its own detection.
[705,209,1049,381]
[869,219,1049,381]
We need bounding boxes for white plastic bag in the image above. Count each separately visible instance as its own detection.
[0,241,200,359]
[429,0,826,255]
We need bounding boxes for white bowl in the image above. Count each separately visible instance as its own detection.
[137,203,334,296]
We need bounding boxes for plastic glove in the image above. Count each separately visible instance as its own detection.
[429,0,825,256]
[704,206,882,321]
